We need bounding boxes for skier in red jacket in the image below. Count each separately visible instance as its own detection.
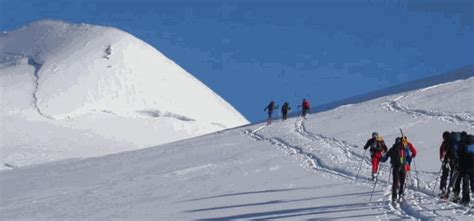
[299,99,311,118]
[364,132,388,181]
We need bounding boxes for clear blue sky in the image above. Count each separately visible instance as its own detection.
[1,0,473,122]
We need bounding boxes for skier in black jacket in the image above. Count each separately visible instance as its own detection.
[458,133,474,206]
[382,137,408,203]
[363,132,387,181]
[264,101,278,124]
[447,132,464,202]
[281,102,291,121]
[439,131,452,197]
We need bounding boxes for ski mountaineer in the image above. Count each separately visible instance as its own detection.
[381,137,409,204]
[264,101,278,124]
[401,136,417,172]
[281,102,291,121]
[459,133,474,206]
[299,99,311,118]
[363,132,387,181]
[439,131,452,197]
[446,131,463,202]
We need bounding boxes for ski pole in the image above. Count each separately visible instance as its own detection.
[369,163,383,203]
[388,165,392,185]
[355,149,367,182]
[406,170,412,191]
[413,159,420,190]
[431,164,443,195]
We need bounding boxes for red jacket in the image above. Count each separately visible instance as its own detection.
[439,140,448,161]
[406,142,417,158]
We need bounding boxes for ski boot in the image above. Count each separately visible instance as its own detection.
[371,173,377,181]
[438,188,446,198]
[391,197,399,208]
[398,194,405,203]
[451,193,461,203]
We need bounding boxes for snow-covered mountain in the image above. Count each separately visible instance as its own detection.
[0,20,248,169]
[0,68,472,219]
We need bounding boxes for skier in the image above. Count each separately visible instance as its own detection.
[382,137,409,204]
[439,131,452,197]
[299,99,311,118]
[459,134,474,206]
[401,136,417,172]
[363,132,387,181]
[446,131,463,202]
[281,102,291,121]
[264,101,278,124]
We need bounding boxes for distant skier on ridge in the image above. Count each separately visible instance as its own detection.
[299,98,311,118]
[264,101,278,124]
[281,102,291,121]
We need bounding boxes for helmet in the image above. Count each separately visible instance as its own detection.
[372,132,378,138]
[395,137,402,144]
[442,131,450,140]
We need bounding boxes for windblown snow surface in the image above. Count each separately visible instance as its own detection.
[0,68,473,219]
[0,20,248,170]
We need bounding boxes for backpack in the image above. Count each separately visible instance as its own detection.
[303,101,310,109]
[282,103,290,112]
[405,145,412,164]
[466,135,474,156]
[372,137,384,151]
[447,132,462,160]
[398,146,407,166]
[466,144,474,155]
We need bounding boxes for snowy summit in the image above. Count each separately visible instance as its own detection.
[0,20,248,169]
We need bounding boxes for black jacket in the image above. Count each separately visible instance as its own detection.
[281,103,291,113]
[459,135,474,172]
[363,138,387,154]
[382,143,405,170]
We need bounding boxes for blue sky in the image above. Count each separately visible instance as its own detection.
[1,0,473,122]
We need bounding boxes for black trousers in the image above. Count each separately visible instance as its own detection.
[462,170,474,203]
[451,169,462,194]
[302,109,309,117]
[282,111,288,120]
[392,166,406,200]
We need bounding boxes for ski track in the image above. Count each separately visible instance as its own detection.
[242,118,469,220]
[294,119,454,220]
[382,89,474,129]
[243,123,415,220]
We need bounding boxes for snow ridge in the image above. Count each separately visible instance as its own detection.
[0,20,249,168]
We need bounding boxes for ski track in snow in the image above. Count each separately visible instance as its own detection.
[294,119,455,220]
[382,89,474,129]
[243,123,415,220]
[242,118,471,220]
[25,57,54,120]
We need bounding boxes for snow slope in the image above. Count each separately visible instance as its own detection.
[1,73,473,219]
[0,20,248,169]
